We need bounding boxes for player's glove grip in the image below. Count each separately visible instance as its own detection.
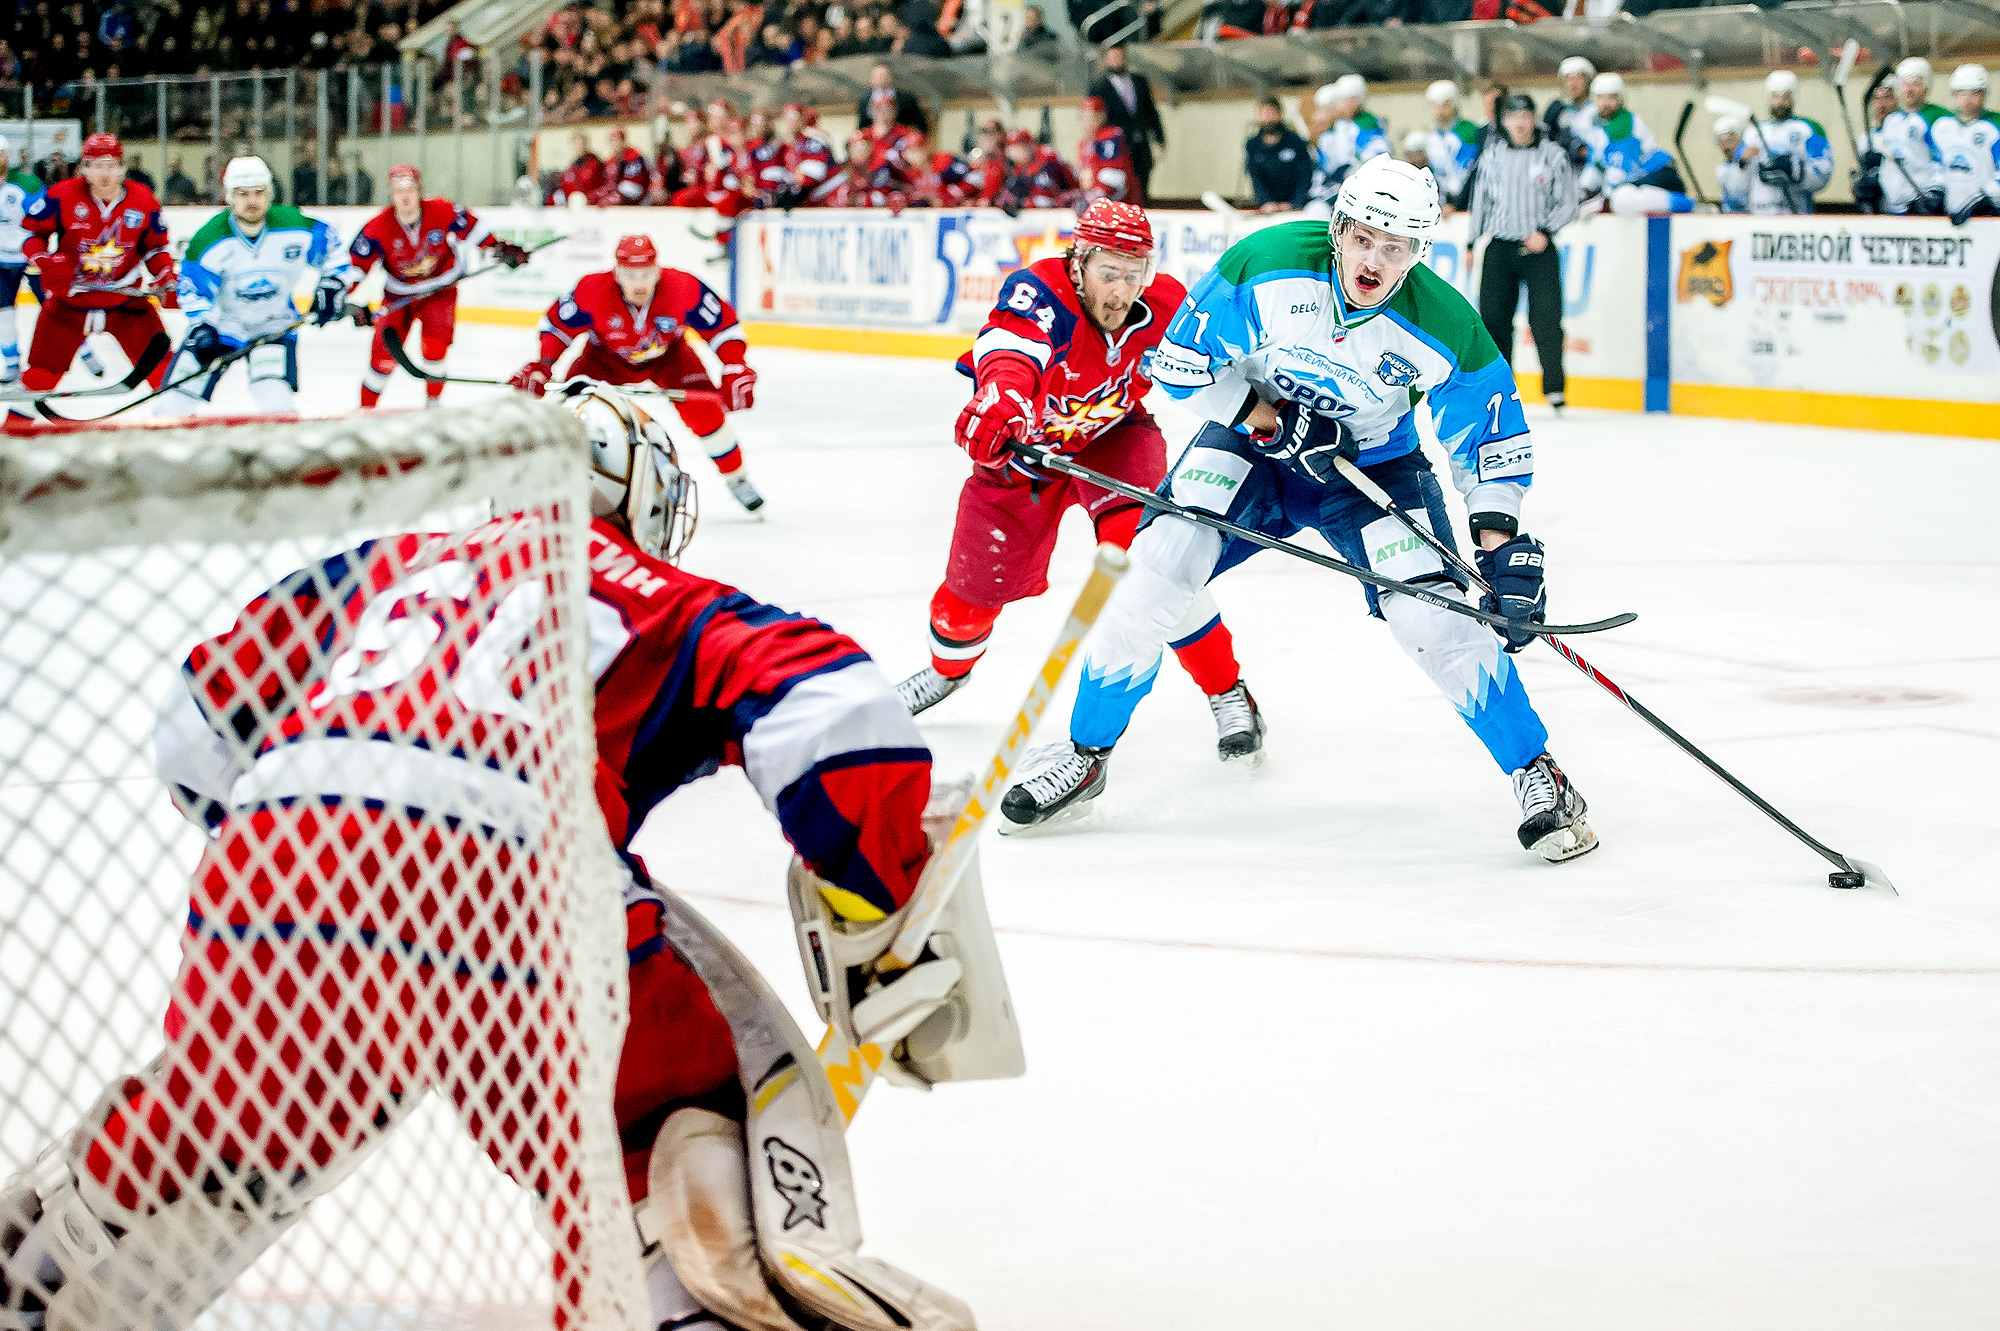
[31,251,75,300]
[184,323,224,368]
[956,381,1037,469]
[1475,533,1548,653]
[1256,398,1359,483]
[510,362,552,397]
[718,360,756,411]
[309,277,348,327]
[491,240,531,269]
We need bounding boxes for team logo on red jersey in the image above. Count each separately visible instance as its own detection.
[80,238,126,277]
[1042,373,1136,444]
[403,252,441,278]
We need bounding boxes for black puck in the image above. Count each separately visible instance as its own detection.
[1828,870,1866,889]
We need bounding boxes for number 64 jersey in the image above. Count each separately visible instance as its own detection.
[1148,218,1534,533]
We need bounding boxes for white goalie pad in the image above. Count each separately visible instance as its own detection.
[651,888,974,1331]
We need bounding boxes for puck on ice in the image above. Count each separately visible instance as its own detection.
[1828,870,1866,889]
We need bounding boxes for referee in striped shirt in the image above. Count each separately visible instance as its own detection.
[1468,92,1579,410]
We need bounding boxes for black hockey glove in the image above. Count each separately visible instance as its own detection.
[183,322,224,367]
[309,276,348,327]
[1255,398,1358,483]
[1755,152,1798,186]
[1951,194,1999,228]
[1919,188,1947,217]
[491,239,531,269]
[1859,149,1883,173]
[1474,533,1547,654]
[1852,170,1884,213]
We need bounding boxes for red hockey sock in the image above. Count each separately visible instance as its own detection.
[708,444,744,475]
[1171,617,1241,696]
[928,586,1001,680]
[360,386,381,408]
[1093,505,1143,551]
[425,380,445,400]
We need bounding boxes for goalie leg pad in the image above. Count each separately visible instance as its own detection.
[899,854,1025,1086]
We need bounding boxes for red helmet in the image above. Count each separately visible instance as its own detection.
[80,132,123,162]
[387,163,420,187]
[1080,95,1106,113]
[614,235,658,267]
[1072,199,1154,259]
[1004,129,1036,149]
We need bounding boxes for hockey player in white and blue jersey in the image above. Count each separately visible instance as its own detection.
[1422,81,1482,205]
[1724,71,1834,214]
[0,136,40,384]
[1575,73,1694,215]
[1306,75,1389,215]
[999,156,1597,862]
[1936,63,2000,224]
[155,156,355,417]
[1869,58,1948,215]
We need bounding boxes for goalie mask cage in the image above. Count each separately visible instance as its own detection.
[0,403,651,1331]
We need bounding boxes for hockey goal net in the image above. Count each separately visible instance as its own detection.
[0,403,650,1330]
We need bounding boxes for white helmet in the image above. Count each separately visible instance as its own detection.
[1590,72,1625,99]
[560,379,696,562]
[1765,69,1798,97]
[1315,74,1367,107]
[1333,155,1441,274]
[0,135,12,164]
[1402,129,1429,153]
[1712,115,1746,141]
[1950,63,1989,93]
[1897,56,1932,85]
[223,155,272,193]
[1424,79,1458,105]
[1559,55,1596,81]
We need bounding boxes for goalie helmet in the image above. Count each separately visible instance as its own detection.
[560,379,697,563]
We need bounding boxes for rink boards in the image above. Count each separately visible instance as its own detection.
[149,205,2000,440]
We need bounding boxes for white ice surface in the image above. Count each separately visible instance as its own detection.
[22,316,2000,1329]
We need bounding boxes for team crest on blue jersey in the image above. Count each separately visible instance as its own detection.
[238,277,281,301]
[123,209,142,229]
[1375,352,1419,387]
[283,243,303,262]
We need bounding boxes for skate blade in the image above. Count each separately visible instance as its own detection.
[1219,747,1266,772]
[996,800,1099,838]
[1531,819,1599,863]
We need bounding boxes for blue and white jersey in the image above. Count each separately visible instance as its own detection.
[0,167,42,266]
[1149,219,1533,527]
[1715,153,1753,212]
[1425,117,1482,200]
[1574,105,1674,191]
[1876,105,1946,212]
[178,204,354,343]
[1739,115,1833,212]
[1933,110,2000,214]
[1308,112,1390,206]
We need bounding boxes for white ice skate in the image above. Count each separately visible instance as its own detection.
[1207,680,1266,765]
[724,472,765,514]
[896,664,971,716]
[1512,752,1598,862]
[998,742,1108,834]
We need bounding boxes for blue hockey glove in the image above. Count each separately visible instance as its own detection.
[183,322,224,368]
[1475,533,1547,653]
[309,276,348,327]
[1254,398,1358,483]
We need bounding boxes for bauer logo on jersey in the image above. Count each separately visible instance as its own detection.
[1171,447,1252,514]
[1677,240,1733,307]
[1374,352,1419,388]
[763,1137,828,1229]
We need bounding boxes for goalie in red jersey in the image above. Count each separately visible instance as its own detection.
[894,200,1264,767]
[349,164,530,408]
[510,234,766,513]
[18,132,173,392]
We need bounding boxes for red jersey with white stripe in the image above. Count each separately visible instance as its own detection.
[998,148,1081,211]
[551,153,606,205]
[1079,125,1139,204]
[21,177,173,309]
[536,268,746,371]
[955,255,1186,452]
[607,147,655,203]
[157,515,933,921]
[751,135,836,203]
[349,197,493,298]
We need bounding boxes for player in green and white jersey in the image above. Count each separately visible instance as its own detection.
[156,156,355,417]
[0,135,42,384]
[1001,156,1597,863]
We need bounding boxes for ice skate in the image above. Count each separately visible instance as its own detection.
[1512,752,1597,862]
[896,664,971,716]
[1207,679,1266,765]
[724,472,765,514]
[1546,391,1566,414]
[998,741,1108,834]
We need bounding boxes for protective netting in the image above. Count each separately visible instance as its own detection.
[0,402,650,1330]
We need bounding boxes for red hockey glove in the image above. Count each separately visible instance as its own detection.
[718,361,756,412]
[510,361,552,397]
[490,240,531,269]
[955,380,1037,469]
[32,251,74,299]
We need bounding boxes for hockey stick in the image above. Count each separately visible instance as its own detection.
[362,234,565,325]
[380,328,707,403]
[1672,100,1710,207]
[812,543,1130,1121]
[1006,440,1637,640]
[0,332,169,405]
[1326,453,1895,894]
[1854,64,1938,213]
[36,320,305,423]
[1705,94,1811,215]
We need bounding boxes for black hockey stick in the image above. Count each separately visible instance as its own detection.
[1672,100,1710,207]
[1859,63,1941,213]
[362,234,565,325]
[1326,453,1895,894]
[381,327,700,402]
[0,332,169,406]
[1006,440,1637,641]
[38,321,305,422]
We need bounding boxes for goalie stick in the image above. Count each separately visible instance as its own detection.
[379,327,717,404]
[813,543,1130,1122]
[1326,452,1895,895]
[0,332,169,406]
[1005,439,1638,641]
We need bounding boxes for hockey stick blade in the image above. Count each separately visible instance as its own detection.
[1012,442,1635,640]
[1,332,169,406]
[1704,94,1753,119]
[1200,190,1240,218]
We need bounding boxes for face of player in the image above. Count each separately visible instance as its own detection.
[1333,95,1362,121]
[1768,92,1793,119]
[1431,99,1455,127]
[390,178,421,220]
[1336,219,1418,308]
[615,263,660,309]
[1899,77,1927,110]
[1592,92,1621,119]
[229,184,270,228]
[1717,130,1741,156]
[609,130,628,156]
[1076,249,1148,332]
[1563,71,1589,102]
[1255,104,1282,134]
[1081,104,1103,134]
[1006,141,1034,167]
[871,102,896,133]
[1868,82,1896,123]
[81,155,123,200]
[1957,88,1987,118]
[776,110,800,141]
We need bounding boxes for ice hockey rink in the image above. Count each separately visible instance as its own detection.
[15,315,2000,1330]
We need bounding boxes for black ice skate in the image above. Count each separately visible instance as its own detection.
[896,665,971,716]
[998,742,1108,834]
[1206,680,1266,764]
[1511,752,1598,862]
[725,473,765,513]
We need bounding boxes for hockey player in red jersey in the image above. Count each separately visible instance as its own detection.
[3,383,984,1331]
[349,164,530,408]
[894,200,1262,767]
[1077,95,1142,205]
[971,119,1009,205]
[604,126,654,204]
[751,103,836,208]
[994,130,1081,212]
[18,132,174,391]
[509,234,766,513]
[670,111,754,220]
